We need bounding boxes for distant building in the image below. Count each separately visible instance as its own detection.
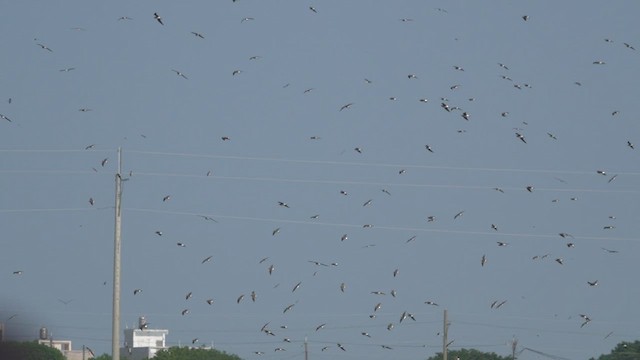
[120,317,169,360]
[37,327,91,360]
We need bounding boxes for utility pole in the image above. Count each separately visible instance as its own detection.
[112,148,123,360]
[304,336,308,360]
[511,337,518,360]
[442,309,448,360]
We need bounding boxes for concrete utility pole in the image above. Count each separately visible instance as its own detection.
[112,148,123,360]
[443,309,449,360]
[511,337,518,360]
[304,336,308,360]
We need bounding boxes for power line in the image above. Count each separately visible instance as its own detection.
[124,207,640,243]
[3,148,638,177]
[126,150,640,176]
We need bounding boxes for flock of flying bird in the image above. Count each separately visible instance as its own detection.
[3,2,639,359]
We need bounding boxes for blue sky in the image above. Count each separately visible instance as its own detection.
[1,1,639,359]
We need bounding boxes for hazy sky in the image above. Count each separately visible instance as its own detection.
[1,1,639,359]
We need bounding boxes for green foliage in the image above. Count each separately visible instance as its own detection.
[427,348,512,360]
[0,340,65,360]
[91,354,113,360]
[590,340,640,360]
[154,346,243,360]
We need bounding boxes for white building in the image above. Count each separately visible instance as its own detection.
[36,327,91,360]
[120,318,169,360]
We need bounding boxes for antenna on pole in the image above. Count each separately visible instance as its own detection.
[112,147,123,360]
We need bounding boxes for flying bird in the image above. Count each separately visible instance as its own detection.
[309,6,318,13]
[153,12,163,25]
[339,103,354,111]
[162,195,171,202]
[587,280,598,286]
[292,281,302,292]
[191,31,205,38]
[177,242,186,247]
[0,113,12,122]
[89,197,95,206]
[36,43,53,52]
[425,145,434,153]
[453,211,464,220]
[181,309,190,316]
[202,255,213,264]
[172,69,188,79]
[580,314,591,327]
[133,289,142,295]
[272,227,280,236]
[237,294,245,303]
[425,301,439,306]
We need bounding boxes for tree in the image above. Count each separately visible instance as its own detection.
[0,340,65,360]
[153,346,243,360]
[427,348,512,360]
[91,354,113,360]
[590,340,640,360]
